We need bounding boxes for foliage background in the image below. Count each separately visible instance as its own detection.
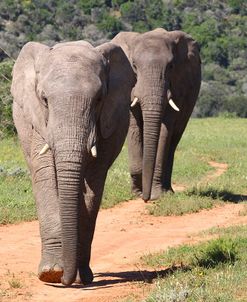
[0,0,247,137]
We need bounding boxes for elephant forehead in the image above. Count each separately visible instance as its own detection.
[40,68,102,95]
[133,32,173,55]
[132,38,173,65]
[38,45,104,76]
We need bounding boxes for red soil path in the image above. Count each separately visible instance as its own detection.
[0,161,246,301]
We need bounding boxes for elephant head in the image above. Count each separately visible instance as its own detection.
[112,28,201,201]
[11,41,134,285]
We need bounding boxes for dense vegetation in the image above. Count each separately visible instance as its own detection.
[0,0,247,137]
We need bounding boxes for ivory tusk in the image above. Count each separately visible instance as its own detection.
[130,97,139,107]
[169,99,180,112]
[91,145,97,158]
[39,143,50,155]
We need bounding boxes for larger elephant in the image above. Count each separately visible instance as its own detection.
[112,28,201,201]
[11,40,134,285]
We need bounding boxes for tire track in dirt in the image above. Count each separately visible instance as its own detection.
[0,161,246,302]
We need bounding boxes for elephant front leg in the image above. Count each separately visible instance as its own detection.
[162,127,186,192]
[152,121,173,200]
[128,108,143,197]
[31,132,63,283]
[77,165,107,285]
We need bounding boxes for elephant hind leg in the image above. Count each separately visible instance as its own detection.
[128,108,143,197]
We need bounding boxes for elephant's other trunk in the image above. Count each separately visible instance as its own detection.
[142,99,163,201]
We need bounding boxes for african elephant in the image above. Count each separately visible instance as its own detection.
[11,40,134,285]
[112,28,201,201]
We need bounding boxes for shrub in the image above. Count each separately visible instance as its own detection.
[0,60,15,137]
[194,238,238,268]
[97,14,123,38]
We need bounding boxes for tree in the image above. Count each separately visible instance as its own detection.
[97,15,123,38]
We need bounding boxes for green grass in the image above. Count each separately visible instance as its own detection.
[174,117,247,192]
[138,225,247,302]
[0,137,131,224]
[1,117,246,224]
[0,138,35,224]
[149,117,247,216]
[102,143,132,208]
[147,191,217,216]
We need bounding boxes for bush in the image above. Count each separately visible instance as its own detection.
[195,238,238,268]
[97,14,123,38]
[196,81,229,117]
[0,60,15,138]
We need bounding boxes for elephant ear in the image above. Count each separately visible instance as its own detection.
[11,42,49,140]
[170,31,201,64]
[168,31,201,106]
[96,42,135,139]
[111,32,140,66]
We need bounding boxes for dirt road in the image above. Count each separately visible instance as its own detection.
[0,161,246,301]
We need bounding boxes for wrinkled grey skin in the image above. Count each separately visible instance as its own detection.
[112,28,201,201]
[11,40,134,286]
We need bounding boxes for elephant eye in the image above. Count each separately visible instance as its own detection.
[132,61,137,72]
[168,62,174,70]
[41,91,48,108]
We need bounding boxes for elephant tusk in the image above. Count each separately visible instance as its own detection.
[39,143,50,155]
[91,145,97,158]
[130,97,139,107]
[169,99,180,112]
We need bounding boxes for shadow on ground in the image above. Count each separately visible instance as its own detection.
[47,266,189,290]
[188,188,247,203]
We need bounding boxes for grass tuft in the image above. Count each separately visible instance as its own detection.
[142,237,238,269]
[194,238,238,268]
[147,191,216,216]
[8,275,22,289]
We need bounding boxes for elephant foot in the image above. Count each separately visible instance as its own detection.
[163,186,174,194]
[76,266,94,285]
[38,254,63,283]
[150,187,174,200]
[131,173,142,198]
[38,264,63,283]
[132,188,142,198]
[151,185,163,201]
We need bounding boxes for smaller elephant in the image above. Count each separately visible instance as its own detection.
[112,28,201,201]
[11,40,134,285]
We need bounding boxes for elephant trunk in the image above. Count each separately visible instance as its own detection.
[51,95,94,285]
[55,148,85,285]
[137,66,166,201]
[142,99,163,201]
